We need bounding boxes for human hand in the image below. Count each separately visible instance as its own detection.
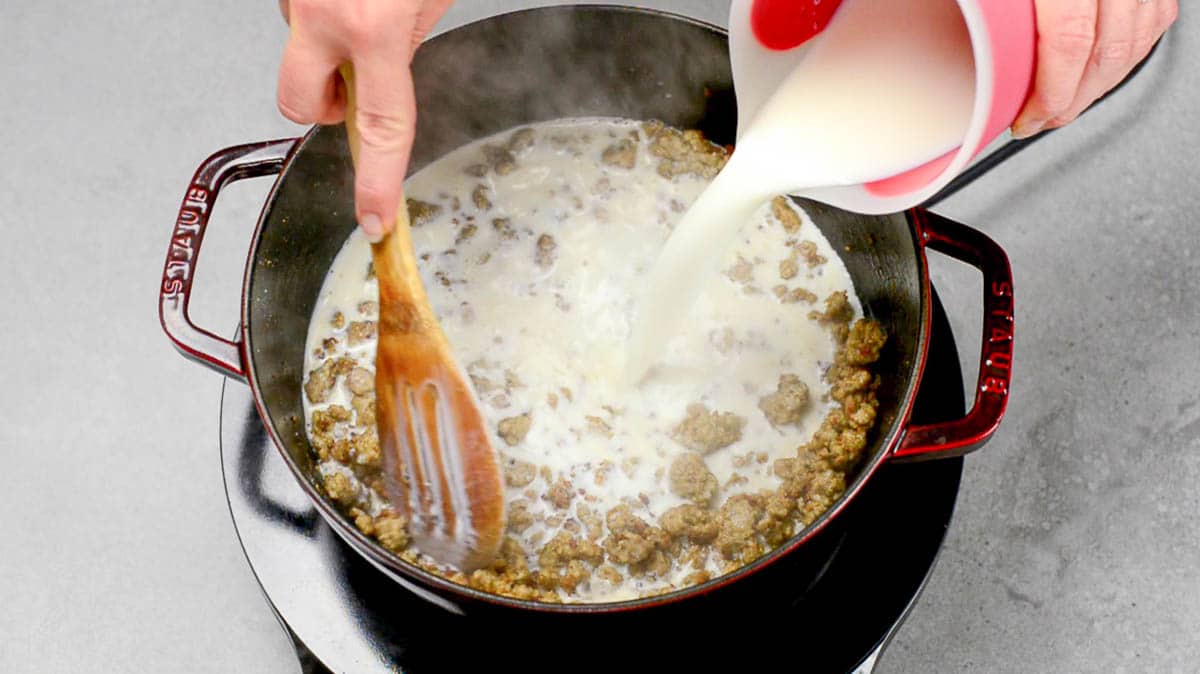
[276,0,454,241]
[1012,0,1177,138]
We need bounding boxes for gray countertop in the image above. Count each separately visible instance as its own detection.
[2,1,1197,672]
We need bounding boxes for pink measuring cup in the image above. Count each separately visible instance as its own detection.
[729,0,1037,213]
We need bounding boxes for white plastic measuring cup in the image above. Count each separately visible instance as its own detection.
[728,0,1036,213]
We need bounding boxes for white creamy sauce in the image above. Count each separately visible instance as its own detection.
[303,119,862,602]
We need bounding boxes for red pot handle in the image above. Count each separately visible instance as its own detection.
[893,210,1014,461]
[159,139,298,381]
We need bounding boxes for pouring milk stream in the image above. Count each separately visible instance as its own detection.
[625,0,985,383]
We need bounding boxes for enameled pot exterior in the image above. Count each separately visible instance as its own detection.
[160,6,1013,615]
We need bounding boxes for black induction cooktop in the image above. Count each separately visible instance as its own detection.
[220,289,965,674]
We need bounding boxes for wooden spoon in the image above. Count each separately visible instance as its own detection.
[339,64,505,572]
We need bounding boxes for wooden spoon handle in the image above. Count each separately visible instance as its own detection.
[338,64,437,332]
[337,63,505,572]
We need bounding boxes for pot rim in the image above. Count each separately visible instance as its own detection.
[238,4,934,614]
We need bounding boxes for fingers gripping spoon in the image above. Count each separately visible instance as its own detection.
[339,64,505,572]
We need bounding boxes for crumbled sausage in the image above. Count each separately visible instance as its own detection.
[601,505,671,574]
[844,319,887,365]
[504,458,537,488]
[757,493,797,547]
[667,453,718,505]
[469,372,497,395]
[810,291,854,326]
[472,184,492,211]
[352,428,380,467]
[596,565,624,586]
[644,122,728,179]
[771,196,802,234]
[601,138,638,169]
[832,367,873,401]
[406,199,441,226]
[507,127,536,153]
[473,537,535,592]
[585,415,612,438]
[544,477,575,510]
[323,472,357,507]
[329,437,351,463]
[538,531,603,571]
[774,457,798,481]
[347,321,376,346]
[759,374,810,427]
[726,255,754,284]
[796,240,827,266]
[483,144,517,175]
[715,494,764,560]
[497,413,532,446]
[350,507,375,536]
[773,285,818,304]
[492,217,516,240]
[507,499,535,534]
[576,503,604,541]
[593,460,613,487]
[825,427,868,471]
[606,504,652,536]
[671,404,745,454]
[304,359,338,404]
[312,405,351,434]
[535,233,557,268]
[604,530,656,567]
[375,512,411,553]
[332,356,356,377]
[348,391,374,427]
[309,432,333,462]
[779,254,800,280]
[660,504,719,543]
[846,397,877,429]
[544,560,583,593]
[456,223,478,244]
[331,311,345,329]
[797,470,846,526]
[346,367,373,395]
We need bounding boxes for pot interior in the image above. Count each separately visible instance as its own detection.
[245,5,927,603]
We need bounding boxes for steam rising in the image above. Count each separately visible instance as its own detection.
[407,6,737,175]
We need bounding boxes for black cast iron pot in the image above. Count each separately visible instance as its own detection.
[159,6,1013,622]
